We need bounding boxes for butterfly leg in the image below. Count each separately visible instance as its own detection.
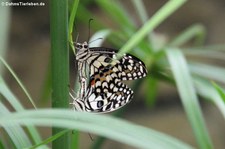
[69,92,86,111]
[79,77,87,98]
[77,62,88,99]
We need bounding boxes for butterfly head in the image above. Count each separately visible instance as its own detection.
[75,41,88,50]
[75,42,89,61]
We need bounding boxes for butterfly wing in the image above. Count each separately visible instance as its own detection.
[79,47,147,113]
[84,75,133,113]
[88,47,147,81]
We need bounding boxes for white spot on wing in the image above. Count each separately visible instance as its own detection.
[113,87,118,92]
[89,94,96,102]
[102,82,108,88]
[95,96,103,101]
[128,65,132,71]
[96,81,101,87]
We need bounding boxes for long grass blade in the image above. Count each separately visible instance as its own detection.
[166,48,213,149]
[0,76,46,148]
[0,57,36,109]
[68,0,80,54]
[168,24,206,47]
[0,109,194,149]
[194,79,225,118]
[0,103,31,149]
[27,130,69,149]
[212,82,225,103]
[118,0,187,56]
[189,62,225,84]
[96,0,135,33]
[0,0,10,74]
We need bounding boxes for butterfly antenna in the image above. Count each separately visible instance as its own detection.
[71,20,78,44]
[75,33,79,44]
[88,18,94,42]
[68,84,77,98]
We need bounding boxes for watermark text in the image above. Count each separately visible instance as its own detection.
[1,1,45,7]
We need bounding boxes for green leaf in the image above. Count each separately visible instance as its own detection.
[194,79,225,118]
[0,0,10,73]
[189,62,225,84]
[145,76,158,107]
[131,0,148,23]
[118,0,187,56]
[0,109,194,149]
[166,48,213,149]
[212,82,225,103]
[0,57,36,109]
[0,77,46,148]
[26,130,69,149]
[96,0,135,33]
[0,103,32,149]
[168,24,206,47]
[69,0,80,54]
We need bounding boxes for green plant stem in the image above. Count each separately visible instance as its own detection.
[50,0,70,148]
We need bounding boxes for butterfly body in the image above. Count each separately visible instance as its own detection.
[72,42,147,113]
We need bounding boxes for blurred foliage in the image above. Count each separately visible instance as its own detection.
[0,0,225,149]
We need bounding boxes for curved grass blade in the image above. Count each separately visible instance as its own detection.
[0,0,10,74]
[131,0,156,49]
[26,130,69,149]
[131,0,148,23]
[68,0,80,54]
[183,44,225,62]
[168,24,206,47]
[0,103,32,149]
[96,0,135,32]
[0,109,194,149]
[189,62,225,84]
[0,76,44,148]
[194,79,225,118]
[118,0,187,56]
[166,48,213,149]
[185,50,225,61]
[0,76,24,110]
[212,82,225,103]
[0,57,36,109]
[184,44,225,51]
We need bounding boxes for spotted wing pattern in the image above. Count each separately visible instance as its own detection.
[72,42,147,113]
[88,47,147,81]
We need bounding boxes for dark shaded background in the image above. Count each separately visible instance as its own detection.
[4,0,225,148]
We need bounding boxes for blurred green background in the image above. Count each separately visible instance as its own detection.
[0,0,225,149]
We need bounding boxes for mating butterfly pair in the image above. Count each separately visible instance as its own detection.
[71,41,147,113]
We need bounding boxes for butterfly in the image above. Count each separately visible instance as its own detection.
[71,41,147,113]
